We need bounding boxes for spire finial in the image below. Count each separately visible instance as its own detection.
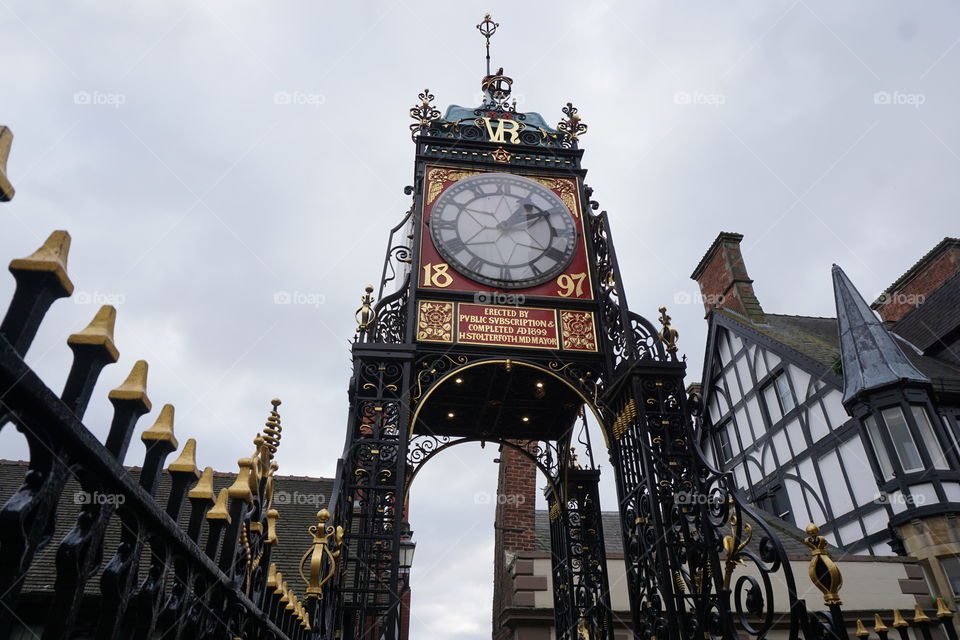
[477,14,499,77]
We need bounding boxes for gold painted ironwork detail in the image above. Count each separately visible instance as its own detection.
[68,305,119,361]
[142,404,177,448]
[657,306,679,354]
[549,501,561,522]
[874,614,888,632]
[560,310,597,351]
[803,522,842,606]
[300,508,344,600]
[613,398,638,440]
[891,609,908,628]
[0,125,14,201]
[9,229,74,294]
[936,598,954,618]
[532,176,579,218]
[557,102,588,142]
[490,146,513,163]
[722,509,752,590]
[355,285,376,333]
[426,167,480,206]
[109,359,151,411]
[409,88,441,141]
[417,300,454,342]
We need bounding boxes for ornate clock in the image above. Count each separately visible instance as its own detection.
[428,173,577,290]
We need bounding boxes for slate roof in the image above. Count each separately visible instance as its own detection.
[534,507,815,559]
[891,270,960,354]
[713,309,960,395]
[833,265,929,404]
[0,459,332,596]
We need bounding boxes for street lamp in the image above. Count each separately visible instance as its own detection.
[398,524,416,576]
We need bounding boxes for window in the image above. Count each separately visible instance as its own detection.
[911,406,948,470]
[864,415,894,479]
[775,373,796,413]
[762,371,796,424]
[717,423,734,465]
[882,407,924,472]
[941,556,960,597]
[754,484,792,524]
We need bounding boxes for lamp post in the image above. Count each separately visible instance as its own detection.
[397,523,416,640]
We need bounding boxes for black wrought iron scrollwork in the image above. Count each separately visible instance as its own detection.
[371,280,408,345]
[409,89,441,141]
[557,102,588,149]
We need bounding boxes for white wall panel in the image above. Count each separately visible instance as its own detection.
[838,438,878,506]
[788,365,812,402]
[823,390,850,429]
[819,450,853,516]
[807,404,830,443]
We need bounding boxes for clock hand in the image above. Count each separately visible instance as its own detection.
[497,198,539,229]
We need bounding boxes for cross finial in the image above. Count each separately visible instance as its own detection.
[476,14,499,77]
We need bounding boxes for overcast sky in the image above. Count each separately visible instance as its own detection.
[1,1,958,637]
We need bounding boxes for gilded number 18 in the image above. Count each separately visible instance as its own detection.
[423,263,453,288]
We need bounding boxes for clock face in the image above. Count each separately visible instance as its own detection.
[429,173,577,290]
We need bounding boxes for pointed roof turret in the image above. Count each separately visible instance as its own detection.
[832,264,928,405]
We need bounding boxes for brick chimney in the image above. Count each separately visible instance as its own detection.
[871,237,960,322]
[690,232,766,323]
[492,441,538,640]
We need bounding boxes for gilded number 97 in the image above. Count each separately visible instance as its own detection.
[556,272,586,297]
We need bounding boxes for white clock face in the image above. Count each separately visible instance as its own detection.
[429,173,577,289]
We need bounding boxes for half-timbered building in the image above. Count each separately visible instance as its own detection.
[691,232,960,602]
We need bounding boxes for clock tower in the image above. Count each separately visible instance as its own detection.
[316,16,730,640]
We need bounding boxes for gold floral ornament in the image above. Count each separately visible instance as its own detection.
[560,310,597,351]
[803,523,843,606]
[722,507,752,590]
[417,300,454,342]
[658,306,679,354]
[355,285,376,335]
[557,102,587,144]
[409,88,441,141]
[300,508,344,600]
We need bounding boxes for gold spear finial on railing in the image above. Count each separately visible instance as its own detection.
[913,604,932,624]
[355,285,376,334]
[891,609,908,628]
[803,523,843,606]
[855,619,869,637]
[658,306,679,354]
[0,125,14,201]
[874,613,889,633]
[300,508,343,600]
[936,598,954,619]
